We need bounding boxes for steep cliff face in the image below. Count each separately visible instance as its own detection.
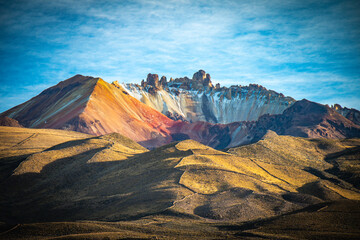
[332,104,360,125]
[122,70,296,124]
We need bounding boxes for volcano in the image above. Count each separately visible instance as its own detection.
[1,71,360,149]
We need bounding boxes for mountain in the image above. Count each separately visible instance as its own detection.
[0,75,176,148]
[1,72,360,150]
[164,99,360,149]
[0,127,359,239]
[332,103,360,125]
[249,99,360,142]
[122,70,296,123]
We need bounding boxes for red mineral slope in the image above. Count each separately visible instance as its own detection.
[1,75,175,148]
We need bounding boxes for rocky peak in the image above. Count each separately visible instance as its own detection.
[192,70,206,82]
[331,103,360,126]
[192,70,212,88]
[146,73,159,88]
[332,103,343,111]
[111,80,121,88]
[141,73,168,90]
[160,76,167,88]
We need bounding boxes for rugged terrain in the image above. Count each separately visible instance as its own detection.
[123,70,296,123]
[0,75,176,148]
[1,72,360,150]
[0,126,359,239]
[332,103,360,126]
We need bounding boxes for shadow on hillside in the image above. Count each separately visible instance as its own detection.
[0,154,30,182]
[0,140,193,224]
[324,146,360,189]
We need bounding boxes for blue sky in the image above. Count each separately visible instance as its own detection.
[0,0,359,112]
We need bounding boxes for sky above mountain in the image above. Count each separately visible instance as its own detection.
[0,0,359,112]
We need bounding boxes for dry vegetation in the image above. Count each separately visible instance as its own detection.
[0,127,359,239]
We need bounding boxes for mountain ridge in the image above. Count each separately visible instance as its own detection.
[1,72,360,150]
[1,75,177,148]
[122,70,296,124]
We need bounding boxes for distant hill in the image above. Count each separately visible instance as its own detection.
[0,117,22,127]
[249,99,360,142]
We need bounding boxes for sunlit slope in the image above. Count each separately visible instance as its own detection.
[0,126,91,181]
[229,130,360,200]
[0,75,176,148]
[0,128,359,224]
[79,78,175,147]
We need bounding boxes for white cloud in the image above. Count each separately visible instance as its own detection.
[0,0,359,111]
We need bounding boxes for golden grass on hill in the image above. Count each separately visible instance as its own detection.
[0,126,91,158]
[0,127,359,235]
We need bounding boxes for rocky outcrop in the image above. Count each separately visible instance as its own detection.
[146,73,160,88]
[123,70,295,123]
[332,104,360,126]
[192,69,213,88]
[2,74,359,150]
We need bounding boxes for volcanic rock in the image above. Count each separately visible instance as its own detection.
[123,71,295,123]
[146,73,160,88]
[332,103,360,125]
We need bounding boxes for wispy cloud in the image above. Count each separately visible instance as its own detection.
[0,0,360,112]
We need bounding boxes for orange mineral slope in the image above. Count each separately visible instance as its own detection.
[79,78,175,146]
[1,75,175,148]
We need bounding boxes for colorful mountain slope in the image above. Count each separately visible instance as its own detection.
[1,75,360,150]
[1,75,176,148]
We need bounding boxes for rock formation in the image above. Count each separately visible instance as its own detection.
[332,103,360,125]
[1,73,360,150]
[123,70,295,123]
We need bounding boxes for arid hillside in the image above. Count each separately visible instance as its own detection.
[0,127,359,228]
